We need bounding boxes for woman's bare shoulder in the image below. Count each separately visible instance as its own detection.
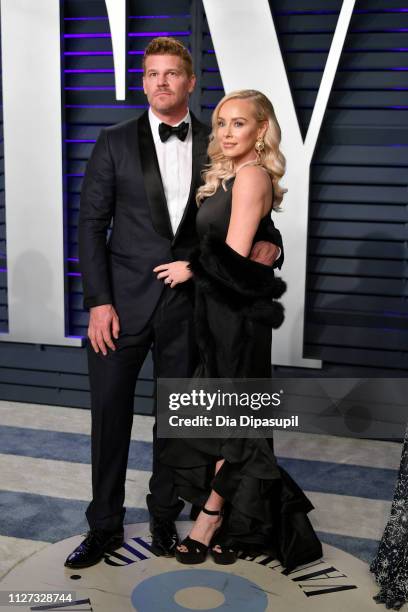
[233,164,271,195]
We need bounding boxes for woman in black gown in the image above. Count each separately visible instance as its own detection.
[154,90,322,569]
[370,427,408,610]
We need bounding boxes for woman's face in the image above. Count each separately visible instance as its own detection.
[216,98,266,164]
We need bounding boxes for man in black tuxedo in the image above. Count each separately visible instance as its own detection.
[65,37,283,569]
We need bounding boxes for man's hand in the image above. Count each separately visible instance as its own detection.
[250,241,281,266]
[88,304,120,356]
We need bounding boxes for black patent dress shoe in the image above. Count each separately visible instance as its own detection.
[149,516,179,557]
[64,528,124,569]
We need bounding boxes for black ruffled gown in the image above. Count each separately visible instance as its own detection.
[161,178,323,571]
[370,427,408,610]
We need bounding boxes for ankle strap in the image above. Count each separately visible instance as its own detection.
[202,506,223,516]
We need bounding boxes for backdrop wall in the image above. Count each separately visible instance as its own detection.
[0,0,407,413]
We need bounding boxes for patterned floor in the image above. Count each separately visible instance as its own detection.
[0,400,401,581]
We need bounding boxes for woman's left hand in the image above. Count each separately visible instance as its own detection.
[153,261,193,288]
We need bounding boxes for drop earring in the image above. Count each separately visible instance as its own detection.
[255,138,265,153]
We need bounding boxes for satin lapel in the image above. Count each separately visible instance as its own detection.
[137,111,173,240]
[172,112,210,243]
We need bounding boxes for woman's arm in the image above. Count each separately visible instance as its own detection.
[154,166,272,286]
[226,165,272,257]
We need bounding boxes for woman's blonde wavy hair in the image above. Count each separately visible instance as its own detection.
[196,89,287,210]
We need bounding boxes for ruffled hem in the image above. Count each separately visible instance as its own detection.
[161,437,322,571]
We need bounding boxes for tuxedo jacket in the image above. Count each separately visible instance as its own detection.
[78,110,284,335]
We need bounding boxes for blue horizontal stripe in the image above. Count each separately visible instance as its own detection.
[0,490,149,542]
[64,51,144,56]
[64,69,143,74]
[0,425,152,471]
[0,489,380,564]
[276,9,408,15]
[64,15,190,21]
[0,426,398,500]
[65,105,147,109]
[316,531,379,564]
[278,457,397,501]
[64,31,190,39]
[204,48,408,55]
[66,139,96,143]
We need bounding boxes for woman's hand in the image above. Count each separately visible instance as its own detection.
[250,241,281,266]
[153,261,193,288]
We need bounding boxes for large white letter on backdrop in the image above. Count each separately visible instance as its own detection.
[0,0,126,346]
[0,0,81,346]
[0,0,355,360]
[105,0,127,100]
[203,0,356,368]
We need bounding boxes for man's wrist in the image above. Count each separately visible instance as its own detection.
[84,292,113,309]
[90,303,112,309]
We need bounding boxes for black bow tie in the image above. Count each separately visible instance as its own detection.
[159,121,189,143]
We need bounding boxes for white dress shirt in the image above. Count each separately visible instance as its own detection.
[149,108,192,235]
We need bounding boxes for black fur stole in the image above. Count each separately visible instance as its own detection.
[189,233,287,329]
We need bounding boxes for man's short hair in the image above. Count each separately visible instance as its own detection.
[143,37,194,77]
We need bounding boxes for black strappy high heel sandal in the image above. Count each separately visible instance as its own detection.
[210,541,237,565]
[175,507,223,565]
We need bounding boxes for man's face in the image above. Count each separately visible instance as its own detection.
[143,54,196,117]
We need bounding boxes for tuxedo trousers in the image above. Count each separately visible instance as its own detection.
[85,285,198,531]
